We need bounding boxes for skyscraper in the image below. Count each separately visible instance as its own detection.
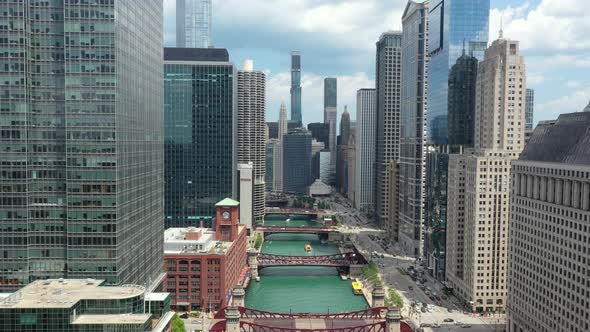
[375,32,403,230]
[176,0,212,48]
[324,78,338,110]
[265,139,278,191]
[307,122,330,148]
[399,1,429,257]
[290,51,302,127]
[340,106,351,145]
[283,130,312,194]
[507,111,590,332]
[525,88,535,130]
[427,0,490,144]
[447,49,479,148]
[237,60,266,225]
[274,102,288,192]
[164,48,236,228]
[446,36,527,312]
[0,1,164,291]
[356,89,377,212]
[324,78,338,169]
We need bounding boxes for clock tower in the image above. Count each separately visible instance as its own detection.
[214,198,240,242]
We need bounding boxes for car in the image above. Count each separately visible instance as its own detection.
[191,320,202,324]
[408,286,414,291]
[461,325,472,328]
[180,313,189,319]
[420,307,427,312]
[455,321,464,325]
[419,323,432,328]
[443,318,454,323]
[447,308,453,313]
[432,323,441,328]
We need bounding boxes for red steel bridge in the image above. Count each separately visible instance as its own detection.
[211,306,414,332]
[256,252,365,268]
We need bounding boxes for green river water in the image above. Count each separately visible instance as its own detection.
[244,216,369,313]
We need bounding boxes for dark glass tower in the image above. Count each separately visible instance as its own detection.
[0,1,164,291]
[324,78,337,109]
[164,48,236,228]
[290,51,302,127]
[448,51,478,148]
[427,0,490,144]
[283,130,312,194]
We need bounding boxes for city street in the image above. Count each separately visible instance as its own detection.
[323,193,505,332]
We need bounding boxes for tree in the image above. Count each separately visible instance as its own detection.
[171,313,186,332]
[385,289,404,309]
[254,233,263,249]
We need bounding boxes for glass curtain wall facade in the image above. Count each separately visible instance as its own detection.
[324,78,337,109]
[0,0,164,291]
[290,51,302,127]
[447,52,478,148]
[164,48,236,228]
[525,88,534,130]
[176,0,212,48]
[283,130,312,194]
[427,0,490,145]
[399,1,429,257]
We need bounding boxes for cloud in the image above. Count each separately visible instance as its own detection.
[490,0,590,52]
[266,71,374,124]
[537,86,590,121]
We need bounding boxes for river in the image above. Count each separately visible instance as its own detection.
[244,215,368,313]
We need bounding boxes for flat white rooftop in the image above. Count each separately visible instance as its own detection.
[71,314,151,325]
[0,279,145,309]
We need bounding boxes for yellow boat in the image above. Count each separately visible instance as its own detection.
[351,281,363,295]
[304,244,312,252]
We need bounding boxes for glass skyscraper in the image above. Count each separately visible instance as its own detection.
[176,0,212,48]
[164,48,236,228]
[283,129,312,194]
[324,78,337,109]
[427,0,490,144]
[0,1,164,291]
[290,51,302,127]
[525,88,535,130]
[447,50,478,147]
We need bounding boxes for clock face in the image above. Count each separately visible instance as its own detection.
[222,211,230,219]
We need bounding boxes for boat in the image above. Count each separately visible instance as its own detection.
[304,244,312,252]
[351,281,363,295]
[340,274,348,281]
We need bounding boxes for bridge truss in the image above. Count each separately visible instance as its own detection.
[257,252,362,267]
[240,321,386,332]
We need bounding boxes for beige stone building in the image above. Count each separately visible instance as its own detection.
[507,112,590,332]
[445,35,526,312]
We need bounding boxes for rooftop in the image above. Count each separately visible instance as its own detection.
[72,314,151,325]
[0,279,145,309]
[520,111,590,165]
[216,197,240,207]
[164,227,238,255]
[164,47,229,62]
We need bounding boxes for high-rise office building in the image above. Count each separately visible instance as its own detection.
[448,49,479,148]
[176,0,212,48]
[340,106,351,145]
[387,161,400,241]
[237,60,266,224]
[290,52,302,127]
[164,48,236,228]
[446,36,526,312]
[324,78,338,169]
[375,32,403,229]
[0,1,164,291]
[347,133,357,202]
[273,102,288,192]
[307,122,330,148]
[266,122,279,140]
[283,130,312,194]
[525,88,534,131]
[399,1,429,257]
[356,89,377,212]
[507,111,590,332]
[427,0,490,145]
[324,78,338,110]
[237,163,253,230]
[265,139,278,191]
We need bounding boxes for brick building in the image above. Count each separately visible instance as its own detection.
[164,198,248,312]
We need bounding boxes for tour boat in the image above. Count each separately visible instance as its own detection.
[351,281,363,295]
[340,274,348,281]
[304,244,312,252]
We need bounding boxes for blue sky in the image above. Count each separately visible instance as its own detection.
[164,0,589,127]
